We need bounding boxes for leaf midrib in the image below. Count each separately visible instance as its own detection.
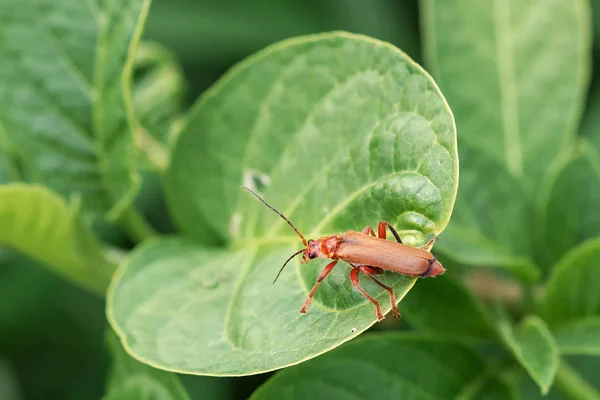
[493,0,522,177]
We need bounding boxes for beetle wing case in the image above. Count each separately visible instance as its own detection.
[336,231,434,276]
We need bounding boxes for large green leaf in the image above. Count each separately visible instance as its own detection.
[422,0,590,189]
[400,274,495,339]
[166,32,457,243]
[542,238,600,326]
[421,0,590,279]
[553,317,600,355]
[111,32,459,375]
[497,315,559,395]
[538,141,600,268]
[108,238,417,376]
[0,184,115,294]
[104,330,190,400]
[250,334,486,399]
[0,0,150,218]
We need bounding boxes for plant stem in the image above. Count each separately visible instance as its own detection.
[120,206,157,242]
[554,360,600,400]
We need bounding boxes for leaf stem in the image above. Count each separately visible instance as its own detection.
[136,126,169,173]
[554,360,600,400]
[119,206,157,242]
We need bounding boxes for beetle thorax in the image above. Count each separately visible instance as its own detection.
[317,235,341,258]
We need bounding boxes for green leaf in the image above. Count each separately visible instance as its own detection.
[166,32,457,243]
[553,317,600,355]
[104,330,190,400]
[498,315,559,395]
[542,238,600,326]
[435,141,539,281]
[112,32,459,375]
[537,141,600,268]
[400,274,495,339]
[132,41,185,172]
[250,334,486,399]
[108,239,417,375]
[421,0,590,279]
[0,184,115,294]
[95,0,151,219]
[0,0,150,218]
[422,0,591,190]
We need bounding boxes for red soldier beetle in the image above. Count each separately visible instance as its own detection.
[242,186,445,321]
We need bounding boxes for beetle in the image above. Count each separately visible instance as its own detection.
[242,186,445,321]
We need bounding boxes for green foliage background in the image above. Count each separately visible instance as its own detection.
[1,0,600,399]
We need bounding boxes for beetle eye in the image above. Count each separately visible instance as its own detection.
[309,253,316,259]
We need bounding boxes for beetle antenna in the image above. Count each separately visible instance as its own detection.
[273,249,304,284]
[241,186,308,246]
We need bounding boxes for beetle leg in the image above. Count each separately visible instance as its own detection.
[350,268,384,321]
[361,225,376,237]
[360,266,399,319]
[300,259,338,315]
[378,220,403,243]
[420,236,438,251]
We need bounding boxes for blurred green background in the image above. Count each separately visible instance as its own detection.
[1,0,598,398]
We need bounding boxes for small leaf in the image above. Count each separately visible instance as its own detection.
[538,141,600,267]
[104,330,190,400]
[133,41,185,172]
[401,274,495,339]
[553,317,600,355]
[111,32,459,375]
[0,184,115,294]
[422,0,591,190]
[498,315,559,395]
[0,0,151,217]
[250,334,486,399]
[542,238,600,326]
